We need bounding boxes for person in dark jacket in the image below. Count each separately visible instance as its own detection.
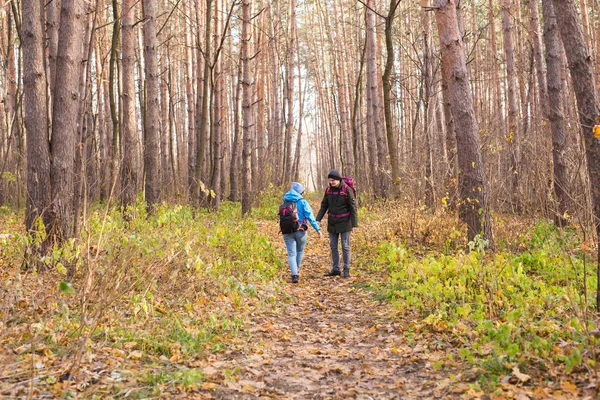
[316,169,358,278]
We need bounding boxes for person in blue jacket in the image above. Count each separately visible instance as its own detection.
[282,182,322,283]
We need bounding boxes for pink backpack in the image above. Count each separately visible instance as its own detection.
[326,177,357,199]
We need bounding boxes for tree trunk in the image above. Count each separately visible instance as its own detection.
[194,0,212,206]
[143,0,161,211]
[229,55,243,202]
[121,0,140,209]
[541,0,569,227]
[23,0,51,242]
[551,0,600,308]
[241,0,253,215]
[365,0,379,195]
[529,0,549,117]
[49,0,85,242]
[283,0,297,184]
[210,0,223,209]
[46,0,61,96]
[383,0,401,196]
[185,0,195,197]
[501,0,520,206]
[109,0,120,201]
[434,0,494,246]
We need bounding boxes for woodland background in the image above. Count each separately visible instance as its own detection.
[0,0,599,397]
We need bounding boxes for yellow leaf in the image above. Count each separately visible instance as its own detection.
[127,350,143,360]
[391,347,399,354]
[560,380,578,395]
[471,161,475,168]
[441,196,448,206]
[594,125,600,138]
[201,382,218,390]
[512,366,531,382]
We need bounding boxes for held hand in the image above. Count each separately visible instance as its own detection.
[318,230,323,239]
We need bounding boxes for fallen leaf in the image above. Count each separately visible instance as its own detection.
[512,366,531,383]
[201,382,218,390]
[560,380,578,395]
[127,350,143,360]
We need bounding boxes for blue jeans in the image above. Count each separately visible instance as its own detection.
[329,231,351,272]
[283,230,307,275]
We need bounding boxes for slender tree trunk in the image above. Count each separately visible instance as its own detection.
[46,0,61,97]
[121,0,139,209]
[73,4,95,239]
[142,0,161,211]
[434,0,494,246]
[23,0,51,241]
[185,0,195,197]
[49,0,85,242]
[210,0,223,209]
[283,0,297,184]
[501,0,520,207]
[160,52,170,199]
[241,0,253,215]
[541,0,569,227]
[551,0,600,308]
[229,56,243,202]
[366,0,380,195]
[529,0,549,117]
[383,0,401,196]
[109,0,120,200]
[194,0,212,205]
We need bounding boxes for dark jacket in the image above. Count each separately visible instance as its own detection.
[316,183,358,233]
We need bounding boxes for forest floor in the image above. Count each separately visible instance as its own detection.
[0,200,598,399]
[196,224,459,399]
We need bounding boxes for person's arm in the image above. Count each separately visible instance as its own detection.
[301,199,320,231]
[348,188,358,228]
[315,192,328,222]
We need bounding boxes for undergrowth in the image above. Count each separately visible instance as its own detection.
[0,199,283,396]
[365,217,598,390]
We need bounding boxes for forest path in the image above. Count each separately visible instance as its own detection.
[199,225,455,399]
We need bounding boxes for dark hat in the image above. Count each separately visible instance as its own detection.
[327,169,343,180]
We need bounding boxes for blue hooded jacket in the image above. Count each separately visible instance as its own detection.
[283,190,320,232]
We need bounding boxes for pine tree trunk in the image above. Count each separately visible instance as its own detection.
[501,0,520,206]
[541,0,569,226]
[551,0,600,308]
[143,0,161,211]
[229,52,243,202]
[46,0,61,96]
[241,0,253,216]
[23,0,51,240]
[194,0,212,205]
[529,0,549,117]
[365,1,379,195]
[383,0,401,196]
[109,0,120,200]
[49,0,85,242]
[434,0,494,246]
[121,0,140,209]
[210,0,223,209]
[185,0,195,198]
[283,0,297,184]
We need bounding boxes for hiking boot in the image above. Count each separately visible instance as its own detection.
[343,270,350,278]
[291,275,299,283]
[324,269,341,277]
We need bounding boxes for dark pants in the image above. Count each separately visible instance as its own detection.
[329,231,351,272]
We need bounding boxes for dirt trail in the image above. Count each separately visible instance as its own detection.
[200,230,454,399]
